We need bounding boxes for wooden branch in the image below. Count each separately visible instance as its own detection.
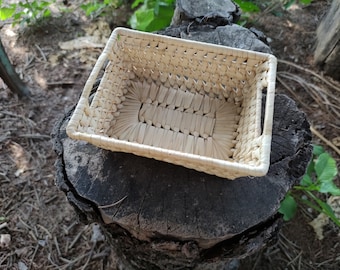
[314,0,340,80]
[0,38,31,97]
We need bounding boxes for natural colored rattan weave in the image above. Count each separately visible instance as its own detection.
[66,27,277,179]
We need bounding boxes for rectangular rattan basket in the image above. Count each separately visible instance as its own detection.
[66,27,277,179]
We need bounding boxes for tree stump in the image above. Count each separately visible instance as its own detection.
[53,94,311,269]
[314,0,340,80]
[52,0,312,269]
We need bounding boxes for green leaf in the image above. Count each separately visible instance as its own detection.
[18,2,31,8]
[313,144,325,156]
[300,174,313,187]
[278,194,297,221]
[315,153,338,183]
[81,3,104,16]
[319,181,340,195]
[129,8,152,30]
[154,0,160,15]
[305,159,315,177]
[234,0,260,13]
[0,6,16,20]
[40,1,51,8]
[300,0,312,5]
[130,0,174,31]
[131,0,144,8]
[13,12,23,21]
[303,145,324,177]
[104,0,115,5]
[315,197,339,220]
[311,193,340,227]
[43,9,51,18]
[144,5,174,31]
[283,0,295,9]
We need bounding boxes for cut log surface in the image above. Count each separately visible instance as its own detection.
[179,25,272,53]
[314,0,340,80]
[53,94,312,268]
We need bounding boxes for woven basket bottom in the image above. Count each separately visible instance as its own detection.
[106,80,242,161]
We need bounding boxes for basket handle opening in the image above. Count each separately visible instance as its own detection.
[258,55,277,171]
[80,30,120,108]
[262,55,277,138]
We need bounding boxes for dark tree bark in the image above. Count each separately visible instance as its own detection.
[0,38,31,97]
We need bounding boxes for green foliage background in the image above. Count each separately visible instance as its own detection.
[279,145,340,227]
[0,0,315,30]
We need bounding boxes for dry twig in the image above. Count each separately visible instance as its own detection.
[68,227,87,250]
[278,59,340,93]
[35,44,47,62]
[0,222,8,230]
[98,195,128,209]
[311,126,340,156]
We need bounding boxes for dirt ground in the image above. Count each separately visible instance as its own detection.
[0,0,339,269]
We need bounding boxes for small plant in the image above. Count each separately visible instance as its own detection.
[80,0,175,32]
[233,0,314,25]
[0,0,16,21]
[0,0,56,26]
[233,0,260,26]
[279,145,340,227]
[283,0,313,9]
[80,0,122,18]
[234,0,260,13]
[129,0,175,32]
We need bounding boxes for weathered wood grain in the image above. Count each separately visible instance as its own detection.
[314,0,340,80]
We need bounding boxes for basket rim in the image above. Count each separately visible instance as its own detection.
[68,130,272,176]
[113,27,276,61]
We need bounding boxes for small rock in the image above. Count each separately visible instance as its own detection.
[38,239,46,247]
[0,234,11,248]
[18,261,28,270]
[91,223,105,243]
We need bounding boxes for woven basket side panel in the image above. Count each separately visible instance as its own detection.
[233,62,270,166]
[233,93,260,165]
[84,56,129,136]
[116,34,265,103]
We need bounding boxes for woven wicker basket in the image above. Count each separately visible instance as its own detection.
[66,27,277,179]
